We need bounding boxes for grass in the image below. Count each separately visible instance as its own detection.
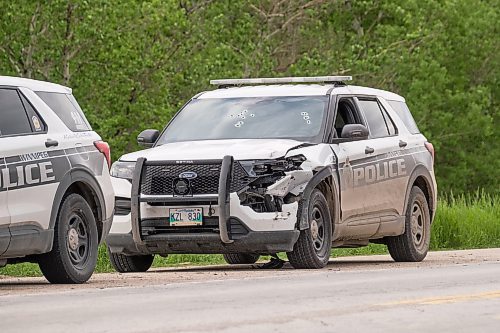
[1,192,498,277]
[430,192,500,250]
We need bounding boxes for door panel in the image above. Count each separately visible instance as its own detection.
[0,156,10,254]
[378,97,418,215]
[3,135,71,230]
[0,87,72,232]
[336,138,398,220]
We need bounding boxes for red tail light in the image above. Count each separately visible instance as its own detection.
[424,142,434,161]
[94,141,111,169]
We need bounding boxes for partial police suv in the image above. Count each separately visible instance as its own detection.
[0,76,114,283]
[107,76,436,271]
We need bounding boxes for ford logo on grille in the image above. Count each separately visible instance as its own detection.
[179,171,198,179]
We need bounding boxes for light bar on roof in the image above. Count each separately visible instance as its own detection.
[210,76,352,86]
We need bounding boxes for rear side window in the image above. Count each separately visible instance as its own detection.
[388,101,420,134]
[20,93,46,132]
[36,92,91,132]
[357,99,390,138]
[0,89,33,136]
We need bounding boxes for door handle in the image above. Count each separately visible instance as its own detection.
[399,140,408,148]
[45,139,59,148]
[365,146,375,154]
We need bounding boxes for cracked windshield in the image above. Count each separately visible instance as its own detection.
[158,96,328,143]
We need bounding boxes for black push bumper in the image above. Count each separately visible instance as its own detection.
[131,156,236,246]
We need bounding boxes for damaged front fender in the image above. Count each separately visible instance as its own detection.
[297,165,340,230]
[265,170,313,197]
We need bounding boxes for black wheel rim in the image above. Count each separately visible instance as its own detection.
[310,205,326,253]
[67,211,90,269]
[410,201,426,251]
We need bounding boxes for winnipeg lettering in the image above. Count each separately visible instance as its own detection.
[353,158,406,186]
[19,151,49,162]
[0,162,55,189]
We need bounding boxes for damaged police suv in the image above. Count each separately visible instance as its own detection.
[107,76,436,271]
[0,76,114,283]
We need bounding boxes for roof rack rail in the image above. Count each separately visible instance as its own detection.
[210,76,352,88]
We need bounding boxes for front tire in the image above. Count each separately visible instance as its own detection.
[287,189,332,269]
[223,253,260,265]
[108,249,154,273]
[38,194,98,284]
[387,186,431,262]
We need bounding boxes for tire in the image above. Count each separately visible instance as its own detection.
[287,189,332,269]
[38,194,98,284]
[387,186,431,262]
[108,249,154,273]
[223,253,260,265]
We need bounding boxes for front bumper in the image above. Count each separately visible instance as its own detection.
[107,156,300,255]
[107,228,299,255]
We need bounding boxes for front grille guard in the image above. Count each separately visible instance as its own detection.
[131,156,234,245]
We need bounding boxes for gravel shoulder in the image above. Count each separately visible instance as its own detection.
[1,248,499,297]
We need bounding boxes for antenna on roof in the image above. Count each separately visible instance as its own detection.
[210,76,352,88]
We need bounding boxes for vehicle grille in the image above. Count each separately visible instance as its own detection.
[140,161,250,195]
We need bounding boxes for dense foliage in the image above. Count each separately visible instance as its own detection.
[0,0,498,194]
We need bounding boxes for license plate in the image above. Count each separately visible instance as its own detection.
[169,208,203,226]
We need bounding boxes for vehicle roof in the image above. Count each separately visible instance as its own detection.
[198,84,405,102]
[0,76,71,93]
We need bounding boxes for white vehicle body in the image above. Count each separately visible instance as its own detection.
[107,77,437,267]
[0,76,114,270]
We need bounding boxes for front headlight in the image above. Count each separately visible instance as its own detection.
[110,161,136,180]
[246,154,306,175]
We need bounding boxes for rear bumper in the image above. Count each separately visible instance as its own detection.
[106,229,299,255]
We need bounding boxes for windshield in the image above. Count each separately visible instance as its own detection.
[157,96,328,144]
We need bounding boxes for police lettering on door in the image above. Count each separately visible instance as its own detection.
[343,157,408,189]
[0,152,61,191]
[353,158,406,186]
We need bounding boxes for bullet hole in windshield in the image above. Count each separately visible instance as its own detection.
[231,109,256,128]
[301,112,312,125]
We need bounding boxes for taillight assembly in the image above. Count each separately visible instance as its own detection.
[94,141,111,169]
[424,142,435,161]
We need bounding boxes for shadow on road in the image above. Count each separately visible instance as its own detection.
[0,257,417,291]
[148,258,397,273]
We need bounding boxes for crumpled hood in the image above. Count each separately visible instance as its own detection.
[119,139,308,162]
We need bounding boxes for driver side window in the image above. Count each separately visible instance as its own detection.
[334,98,363,138]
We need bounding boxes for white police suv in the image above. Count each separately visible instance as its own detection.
[0,76,114,283]
[107,76,436,271]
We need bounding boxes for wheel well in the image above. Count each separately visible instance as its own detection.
[64,182,104,242]
[413,176,434,217]
[316,177,336,234]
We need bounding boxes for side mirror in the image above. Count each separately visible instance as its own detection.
[137,129,160,148]
[341,124,369,140]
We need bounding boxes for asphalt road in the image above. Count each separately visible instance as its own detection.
[1,249,499,333]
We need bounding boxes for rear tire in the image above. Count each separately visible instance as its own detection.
[387,186,431,262]
[287,189,332,269]
[108,249,154,273]
[223,253,260,265]
[38,194,98,284]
